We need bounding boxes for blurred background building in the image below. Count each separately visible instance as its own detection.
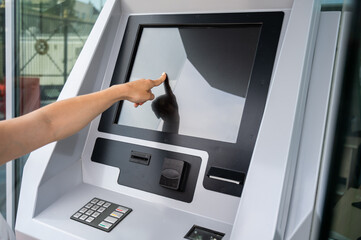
[0,0,103,221]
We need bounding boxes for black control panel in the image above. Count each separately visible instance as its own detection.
[91,138,201,203]
[98,12,284,197]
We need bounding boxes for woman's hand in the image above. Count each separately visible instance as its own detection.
[123,73,167,107]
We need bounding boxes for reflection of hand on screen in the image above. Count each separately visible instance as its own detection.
[151,74,180,133]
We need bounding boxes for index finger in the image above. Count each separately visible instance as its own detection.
[151,72,167,87]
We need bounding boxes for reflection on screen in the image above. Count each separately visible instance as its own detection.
[117,26,261,143]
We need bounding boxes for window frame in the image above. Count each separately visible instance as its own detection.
[5,0,16,230]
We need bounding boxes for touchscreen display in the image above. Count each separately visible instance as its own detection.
[116,26,261,143]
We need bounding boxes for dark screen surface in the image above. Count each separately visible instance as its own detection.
[116,26,261,143]
[98,13,284,197]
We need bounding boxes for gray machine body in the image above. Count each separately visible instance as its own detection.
[15,0,344,239]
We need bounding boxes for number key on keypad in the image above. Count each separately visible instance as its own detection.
[97,207,106,213]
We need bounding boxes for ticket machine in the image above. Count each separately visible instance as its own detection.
[15,0,342,239]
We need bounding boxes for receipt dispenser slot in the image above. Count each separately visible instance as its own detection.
[130,150,151,165]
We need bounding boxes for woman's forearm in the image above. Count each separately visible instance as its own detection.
[43,85,127,141]
[0,85,126,165]
[0,73,166,165]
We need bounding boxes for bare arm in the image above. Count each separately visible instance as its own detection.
[0,73,166,166]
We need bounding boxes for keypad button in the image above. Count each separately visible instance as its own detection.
[79,214,88,221]
[104,216,117,224]
[85,203,93,208]
[110,211,123,218]
[79,208,87,213]
[99,221,112,229]
[86,217,95,223]
[92,212,100,218]
[97,207,106,213]
[91,205,99,211]
[85,210,94,215]
[73,213,82,218]
[90,199,99,204]
[103,202,111,208]
[116,206,129,213]
[97,200,105,206]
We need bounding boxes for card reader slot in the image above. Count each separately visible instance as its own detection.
[207,167,245,185]
[129,150,151,165]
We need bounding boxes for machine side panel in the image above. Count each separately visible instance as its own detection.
[230,0,321,239]
[310,12,352,240]
[285,11,341,240]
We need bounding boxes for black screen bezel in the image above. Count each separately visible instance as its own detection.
[98,12,284,197]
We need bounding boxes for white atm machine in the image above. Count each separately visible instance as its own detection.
[15,0,343,239]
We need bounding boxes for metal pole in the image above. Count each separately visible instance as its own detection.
[5,0,16,230]
[63,9,68,83]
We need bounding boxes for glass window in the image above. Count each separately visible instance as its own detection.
[14,0,104,214]
[322,0,344,10]
[0,2,6,218]
[319,0,361,239]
